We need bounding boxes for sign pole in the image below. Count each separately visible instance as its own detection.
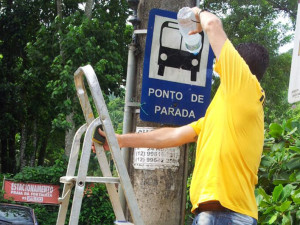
[288,0,300,103]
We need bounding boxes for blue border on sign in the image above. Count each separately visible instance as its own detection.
[140,8,214,126]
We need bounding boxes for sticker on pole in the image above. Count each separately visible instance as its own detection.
[140,8,214,126]
[133,127,180,170]
[288,0,300,103]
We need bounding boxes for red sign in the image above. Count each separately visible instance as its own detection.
[4,180,60,204]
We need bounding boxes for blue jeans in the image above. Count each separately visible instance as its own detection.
[192,211,257,225]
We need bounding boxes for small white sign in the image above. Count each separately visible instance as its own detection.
[133,127,180,170]
[288,1,300,103]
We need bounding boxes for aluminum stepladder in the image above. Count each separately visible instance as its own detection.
[56,65,144,225]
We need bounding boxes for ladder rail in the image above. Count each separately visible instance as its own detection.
[72,68,127,222]
[66,124,87,177]
[68,118,125,224]
[83,118,126,221]
[93,137,126,220]
[74,65,144,225]
[68,118,99,224]
[56,124,87,225]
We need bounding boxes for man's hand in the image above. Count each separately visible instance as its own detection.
[189,7,203,35]
[92,126,110,152]
[189,6,227,59]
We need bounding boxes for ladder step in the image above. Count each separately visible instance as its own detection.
[60,176,120,184]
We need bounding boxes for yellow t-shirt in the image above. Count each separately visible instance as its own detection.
[189,39,265,219]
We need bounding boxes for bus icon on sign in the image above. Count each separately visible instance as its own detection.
[157,21,204,82]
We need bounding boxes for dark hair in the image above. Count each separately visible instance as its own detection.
[236,43,269,81]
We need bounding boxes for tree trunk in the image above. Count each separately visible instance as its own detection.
[55,0,76,157]
[85,0,94,19]
[57,0,65,62]
[57,0,63,18]
[38,137,48,166]
[30,120,37,167]
[0,139,1,173]
[65,111,75,157]
[19,123,27,170]
[0,139,8,173]
[8,128,16,173]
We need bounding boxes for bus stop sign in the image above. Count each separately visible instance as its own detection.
[140,8,214,126]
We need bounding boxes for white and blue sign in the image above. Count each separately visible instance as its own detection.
[140,8,214,126]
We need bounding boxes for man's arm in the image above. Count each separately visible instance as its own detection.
[116,125,198,149]
[190,7,227,59]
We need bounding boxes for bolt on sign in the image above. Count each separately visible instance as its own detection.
[4,180,60,204]
[140,9,214,126]
[288,0,300,103]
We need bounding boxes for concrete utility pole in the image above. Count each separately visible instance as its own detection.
[124,1,196,225]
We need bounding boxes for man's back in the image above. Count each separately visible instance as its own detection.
[189,39,265,219]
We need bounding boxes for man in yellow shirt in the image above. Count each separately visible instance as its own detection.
[98,6,269,225]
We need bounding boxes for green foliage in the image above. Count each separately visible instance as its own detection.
[0,173,13,203]
[185,175,193,225]
[0,0,131,173]
[31,204,58,225]
[256,118,300,224]
[107,94,125,134]
[203,0,293,49]
[46,1,131,122]
[262,52,292,124]
[0,0,59,173]
[13,157,67,184]
[79,184,115,225]
[256,184,297,225]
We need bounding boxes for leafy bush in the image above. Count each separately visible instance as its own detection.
[79,184,115,225]
[185,175,193,225]
[256,118,300,224]
[0,173,13,203]
[13,158,67,184]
